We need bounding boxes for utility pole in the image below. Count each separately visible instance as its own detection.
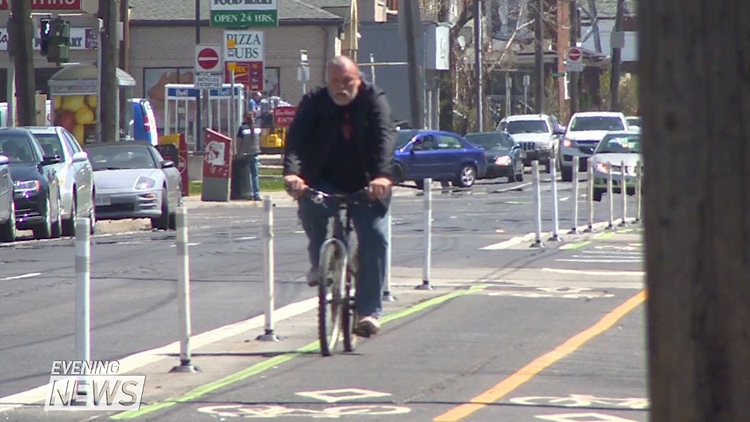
[640,0,750,419]
[474,0,483,131]
[569,0,579,115]
[99,0,118,142]
[608,0,625,110]
[533,0,544,113]
[10,0,36,127]
[195,0,203,151]
[118,0,129,72]
[402,0,423,129]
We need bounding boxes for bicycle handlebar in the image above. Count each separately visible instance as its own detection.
[303,187,370,205]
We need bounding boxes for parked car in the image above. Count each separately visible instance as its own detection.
[0,127,63,239]
[83,142,182,230]
[626,116,641,130]
[0,153,15,241]
[25,126,95,235]
[464,131,524,182]
[590,130,642,201]
[393,130,487,188]
[559,111,629,182]
[497,114,565,173]
[131,99,159,145]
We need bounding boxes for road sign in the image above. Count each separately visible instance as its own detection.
[0,0,96,13]
[273,106,296,127]
[195,45,222,72]
[210,0,278,27]
[566,47,584,72]
[195,73,224,89]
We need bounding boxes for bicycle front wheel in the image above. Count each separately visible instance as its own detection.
[343,237,359,352]
[318,240,345,356]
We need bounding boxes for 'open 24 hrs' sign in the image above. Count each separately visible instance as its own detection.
[224,30,264,62]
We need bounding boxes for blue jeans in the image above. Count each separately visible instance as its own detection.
[298,180,388,318]
[248,155,260,199]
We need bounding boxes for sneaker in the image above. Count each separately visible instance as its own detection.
[354,316,380,338]
[306,267,319,287]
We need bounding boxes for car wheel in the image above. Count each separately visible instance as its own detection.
[151,188,170,230]
[50,195,62,238]
[593,188,604,202]
[0,200,16,242]
[62,193,76,237]
[454,164,477,188]
[561,165,573,182]
[33,196,53,239]
[392,164,404,184]
[515,162,524,182]
[168,191,180,231]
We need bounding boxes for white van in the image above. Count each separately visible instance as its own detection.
[0,100,53,127]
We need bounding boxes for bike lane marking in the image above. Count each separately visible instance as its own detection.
[109,284,487,420]
[432,289,647,422]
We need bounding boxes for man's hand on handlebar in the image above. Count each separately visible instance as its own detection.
[283,174,307,199]
[368,177,392,200]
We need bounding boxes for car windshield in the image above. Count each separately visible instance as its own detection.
[570,116,625,131]
[596,135,642,154]
[627,117,641,127]
[33,133,65,158]
[505,120,548,134]
[0,135,36,164]
[86,145,157,170]
[464,133,509,149]
[395,130,419,149]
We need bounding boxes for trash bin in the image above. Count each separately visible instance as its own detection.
[230,155,253,200]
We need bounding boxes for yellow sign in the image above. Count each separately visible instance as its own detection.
[159,134,181,146]
[227,62,237,73]
[226,39,236,48]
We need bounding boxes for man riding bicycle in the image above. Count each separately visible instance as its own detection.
[283,55,396,338]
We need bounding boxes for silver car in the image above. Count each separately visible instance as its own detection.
[590,130,642,202]
[559,111,628,182]
[83,142,182,230]
[0,153,15,241]
[26,126,95,235]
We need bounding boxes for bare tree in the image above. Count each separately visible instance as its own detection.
[639,0,750,420]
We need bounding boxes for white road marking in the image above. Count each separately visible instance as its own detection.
[1,272,41,281]
[169,242,201,247]
[236,236,258,241]
[0,297,318,411]
[296,388,392,403]
[556,259,641,263]
[480,221,617,250]
[541,268,644,277]
[535,412,636,422]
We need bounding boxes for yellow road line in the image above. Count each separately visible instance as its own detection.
[433,289,647,421]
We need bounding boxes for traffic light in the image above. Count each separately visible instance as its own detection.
[45,18,71,64]
[39,18,52,56]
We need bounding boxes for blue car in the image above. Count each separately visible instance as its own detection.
[393,130,487,188]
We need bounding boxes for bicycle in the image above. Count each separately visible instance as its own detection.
[303,186,370,356]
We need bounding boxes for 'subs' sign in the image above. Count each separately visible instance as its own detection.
[223,30,264,62]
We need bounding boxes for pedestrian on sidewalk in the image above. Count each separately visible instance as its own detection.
[236,112,262,201]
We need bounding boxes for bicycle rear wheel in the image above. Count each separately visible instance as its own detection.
[318,241,345,356]
[342,238,359,352]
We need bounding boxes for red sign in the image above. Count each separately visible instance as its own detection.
[197,48,220,71]
[567,47,582,62]
[203,129,232,179]
[225,61,264,91]
[274,107,297,127]
[0,0,82,10]
[177,133,189,196]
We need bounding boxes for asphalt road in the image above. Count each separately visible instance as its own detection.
[0,174,646,422]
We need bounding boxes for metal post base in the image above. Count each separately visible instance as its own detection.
[170,360,200,373]
[583,225,595,233]
[530,240,545,248]
[415,280,434,290]
[605,223,616,231]
[256,330,282,342]
[548,234,563,242]
[568,228,580,235]
[382,291,397,301]
[619,220,629,227]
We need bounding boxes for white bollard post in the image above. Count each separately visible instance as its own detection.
[258,196,280,341]
[635,160,643,223]
[584,159,595,233]
[569,156,580,234]
[619,160,628,227]
[416,178,433,290]
[170,207,198,372]
[75,218,91,399]
[548,157,561,242]
[382,206,395,301]
[607,161,615,230]
[531,161,544,248]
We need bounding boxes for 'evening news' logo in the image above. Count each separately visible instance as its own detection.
[44,361,146,411]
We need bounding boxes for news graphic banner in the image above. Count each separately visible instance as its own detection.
[44,360,146,411]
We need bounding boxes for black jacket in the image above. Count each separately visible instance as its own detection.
[283,81,396,185]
